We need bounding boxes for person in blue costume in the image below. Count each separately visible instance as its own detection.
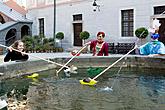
[139,33,165,56]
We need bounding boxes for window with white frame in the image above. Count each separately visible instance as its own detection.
[73,14,82,21]
[121,9,134,37]
[38,18,44,35]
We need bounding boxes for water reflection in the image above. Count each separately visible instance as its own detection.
[138,75,165,104]
[0,68,165,110]
[139,76,165,95]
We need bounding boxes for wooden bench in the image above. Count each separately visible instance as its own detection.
[116,43,135,54]
[108,43,115,54]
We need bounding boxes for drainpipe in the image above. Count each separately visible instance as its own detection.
[53,0,56,47]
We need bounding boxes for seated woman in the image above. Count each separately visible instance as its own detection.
[139,33,165,56]
[86,31,109,56]
[4,40,29,62]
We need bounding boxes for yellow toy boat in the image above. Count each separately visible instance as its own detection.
[79,79,97,86]
[27,73,39,78]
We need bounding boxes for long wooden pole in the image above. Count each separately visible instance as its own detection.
[0,44,70,68]
[56,45,87,74]
[93,45,137,80]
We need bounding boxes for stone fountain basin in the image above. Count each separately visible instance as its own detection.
[0,55,165,79]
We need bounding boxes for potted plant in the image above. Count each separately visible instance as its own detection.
[135,27,149,39]
[43,43,51,52]
[55,32,64,52]
[79,31,90,44]
[48,38,54,52]
[39,34,45,44]
[79,31,90,53]
[22,35,34,53]
[34,44,42,53]
[135,27,149,45]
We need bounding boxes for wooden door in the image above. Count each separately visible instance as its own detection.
[73,23,82,46]
[158,18,165,44]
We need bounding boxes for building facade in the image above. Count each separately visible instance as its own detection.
[0,0,32,47]
[26,0,165,50]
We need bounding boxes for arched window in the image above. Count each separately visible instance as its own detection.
[5,29,17,46]
[21,25,30,38]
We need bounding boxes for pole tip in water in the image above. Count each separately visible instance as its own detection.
[27,73,39,78]
[79,78,97,86]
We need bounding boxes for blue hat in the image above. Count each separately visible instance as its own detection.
[151,33,160,39]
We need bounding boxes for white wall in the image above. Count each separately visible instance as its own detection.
[27,6,54,38]
[27,0,165,49]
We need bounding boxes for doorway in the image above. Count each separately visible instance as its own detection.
[73,23,82,46]
[158,18,165,44]
[21,25,30,38]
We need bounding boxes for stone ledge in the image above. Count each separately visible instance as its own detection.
[0,60,57,79]
[0,55,165,79]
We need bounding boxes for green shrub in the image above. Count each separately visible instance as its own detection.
[22,35,34,51]
[79,31,90,41]
[43,38,49,45]
[55,32,64,48]
[56,32,64,40]
[135,27,149,39]
[48,38,54,47]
